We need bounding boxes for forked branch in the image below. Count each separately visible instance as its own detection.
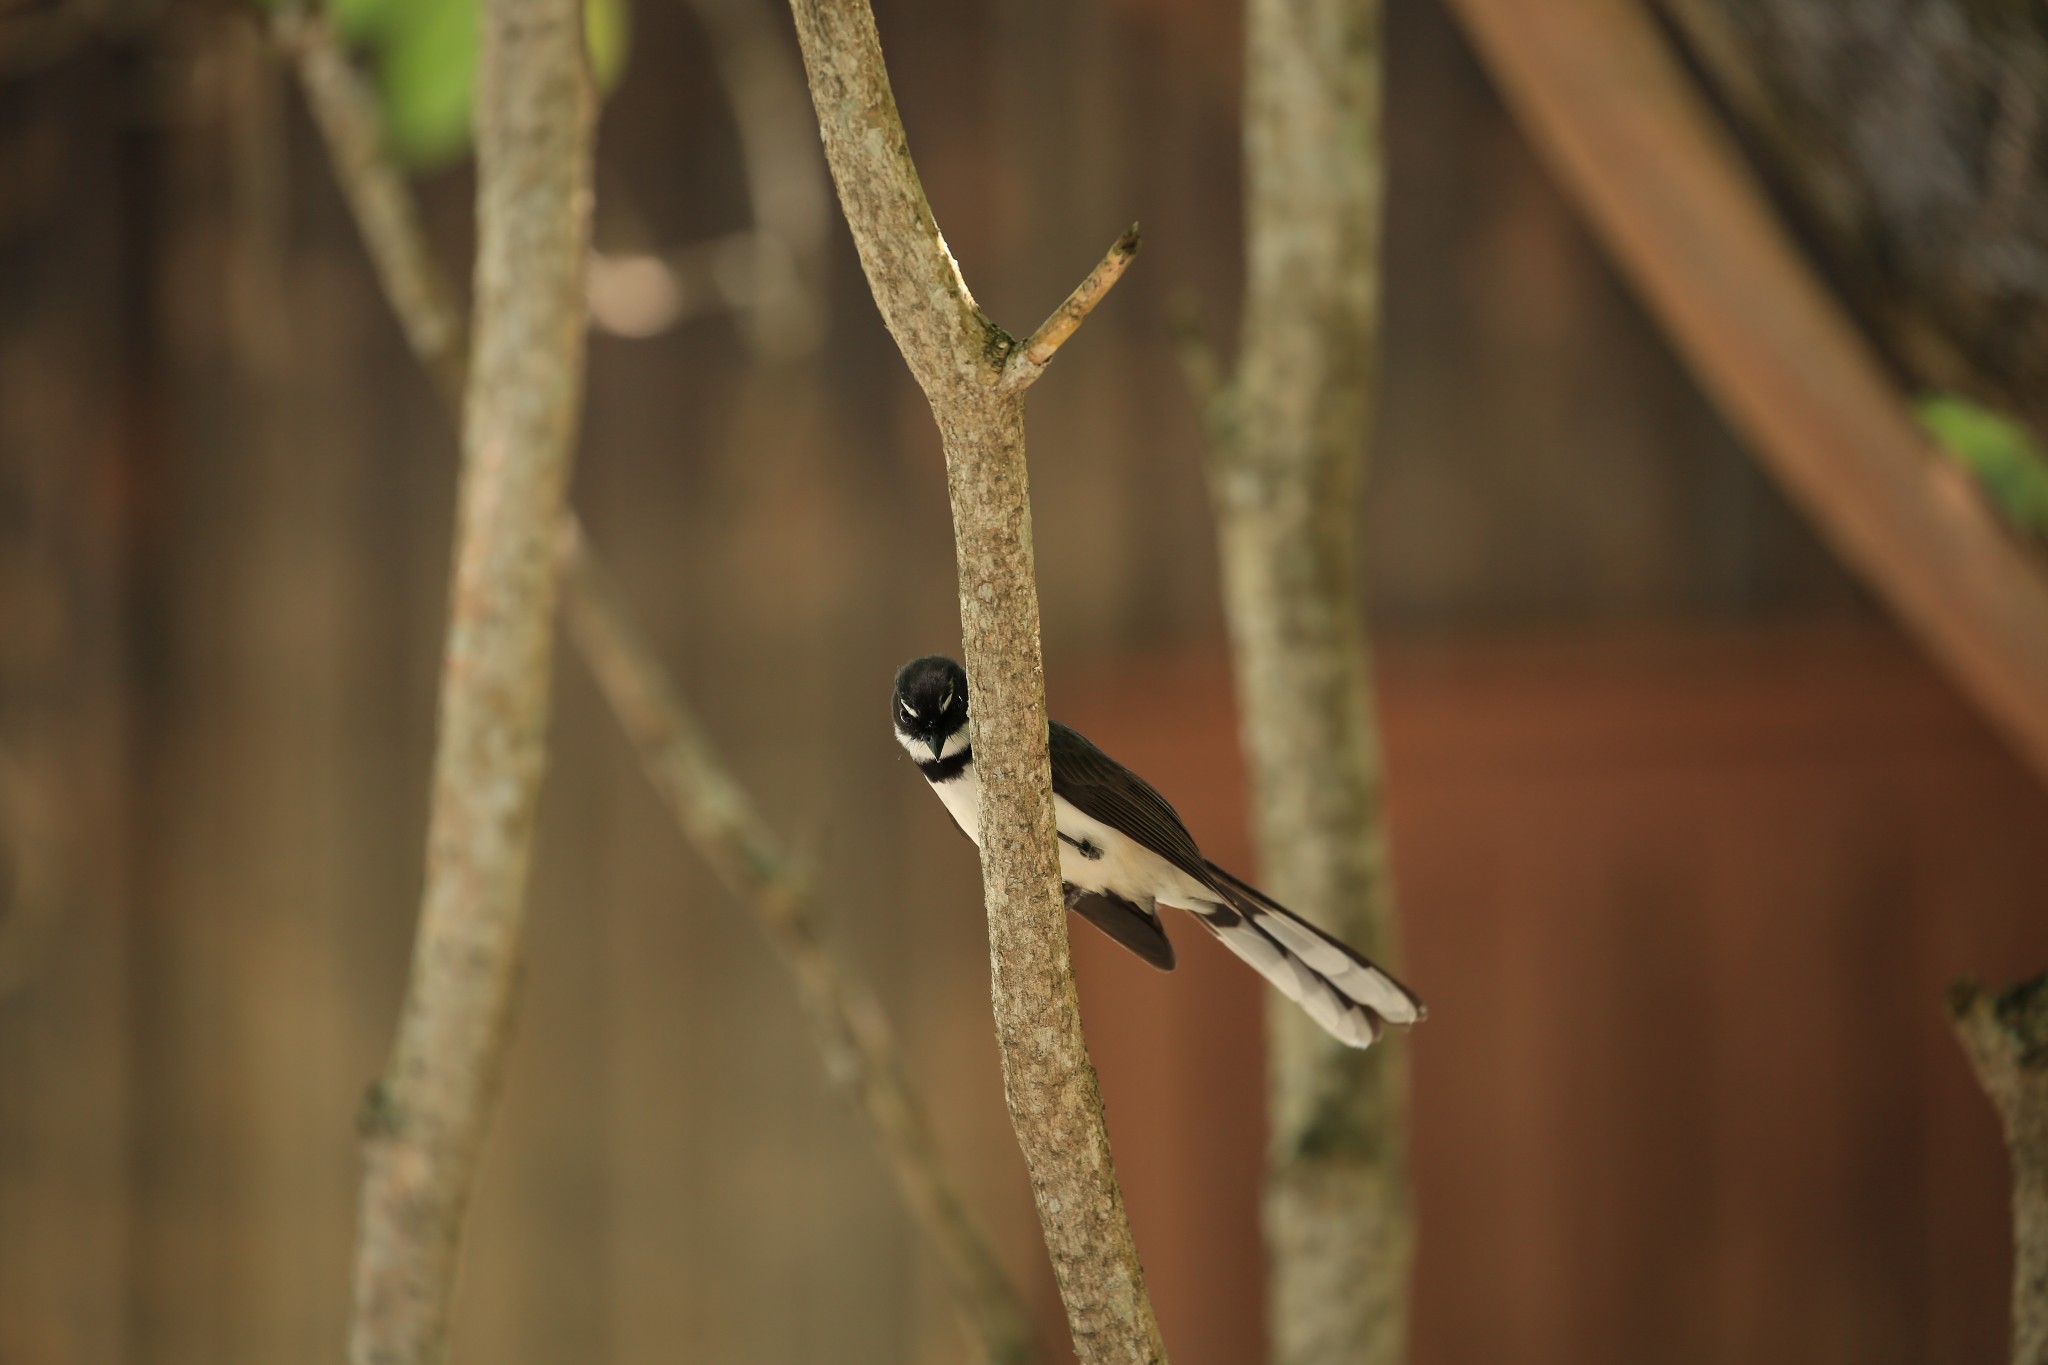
[785,0,1165,1359]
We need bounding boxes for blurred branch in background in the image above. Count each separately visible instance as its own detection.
[679,0,828,358]
[1177,0,1410,1361]
[345,0,594,1357]
[1442,0,2048,791]
[557,529,1038,1365]
[270,11,1037,1363]
[277,9,469,397]
[1949,973,2048,1365]
[282,0,829,359]
[783,0,1166,1358]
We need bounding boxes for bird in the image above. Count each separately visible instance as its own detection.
[892,654,1424,1048]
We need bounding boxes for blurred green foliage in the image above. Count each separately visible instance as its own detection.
[1917,394,2048,542]
[327,0,631,168]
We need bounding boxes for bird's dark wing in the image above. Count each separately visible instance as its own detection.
[1048,721,1216,888]
[1069,890,1176,971]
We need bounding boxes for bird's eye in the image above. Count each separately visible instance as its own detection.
[899,699,917,722]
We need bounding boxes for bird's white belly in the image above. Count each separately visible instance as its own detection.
[928,766,1201,905]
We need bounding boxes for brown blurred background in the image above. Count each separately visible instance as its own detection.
[1,0,2043,1363]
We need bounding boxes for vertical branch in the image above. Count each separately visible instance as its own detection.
[345,0,595,1359]
[274,18,1042,1362]
[1950,973,2048,1365]
[1189,0,1411,1361]
[784,0,1166,1359]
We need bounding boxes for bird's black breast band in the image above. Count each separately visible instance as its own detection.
[916,747,972,782]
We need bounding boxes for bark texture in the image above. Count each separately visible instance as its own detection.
[279,19,1038,1363]
[1443,0,2048,789]
[1656,0,2048,445]
[1951,973,2048,1365]
[1190,0,1411,1360]
[785,0,1166,1359]
[345,0,594,1361]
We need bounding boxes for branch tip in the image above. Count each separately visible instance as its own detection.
[1002,223,1143,391]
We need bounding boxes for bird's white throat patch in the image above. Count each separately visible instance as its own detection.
[895,725,970,763]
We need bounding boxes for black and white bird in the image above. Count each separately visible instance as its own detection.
[893,655,1424,1049]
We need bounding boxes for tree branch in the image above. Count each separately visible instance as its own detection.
[346,0,594,1359]
[270,10,469,402]
[1444,0,2048,790]
[682,0,832,358]
[274,17,1039,1363]
[1187,0,1412,1361]
[1949,973,2048,1365]
[784,1,1164,1360]
[1001,226,1141,392]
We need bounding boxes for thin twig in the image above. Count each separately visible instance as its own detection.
[1001,226,1142,392]
[1948,973,2048,1365]
[785,0,1166,1359]
[556,528,1037,1365]
[1445,0,2048,789]
[273,14,1039,1363]
[346,0,595,1358]
[271,10,469,402]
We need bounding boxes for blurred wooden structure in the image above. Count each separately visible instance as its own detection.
[1069,629,2048,1365]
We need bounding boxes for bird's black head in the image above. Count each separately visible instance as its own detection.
[893,655,968,760]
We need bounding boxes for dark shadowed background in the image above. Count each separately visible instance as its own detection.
[1,0,2042,1362]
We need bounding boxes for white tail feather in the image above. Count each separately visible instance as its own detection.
[1189,906,1384,1049]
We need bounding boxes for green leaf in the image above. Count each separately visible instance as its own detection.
[1917,394,2048,541]
[377,0,477,169]
[587,0,631,91]
[364,0,633,171]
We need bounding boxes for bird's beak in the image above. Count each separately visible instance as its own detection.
[927,734,945,760]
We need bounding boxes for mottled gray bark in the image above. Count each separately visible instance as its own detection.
[278,17,1039,1362]
[784,0,1165,1359]
[1656,0,2048,445]
[1184,0,1411,1362]
[343,0,594,1360]
[1951,973,2048,1365]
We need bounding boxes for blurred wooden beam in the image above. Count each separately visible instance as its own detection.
[1443,0,2048,788]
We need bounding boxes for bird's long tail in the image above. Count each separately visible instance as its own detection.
[1188,861,1425,1049]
